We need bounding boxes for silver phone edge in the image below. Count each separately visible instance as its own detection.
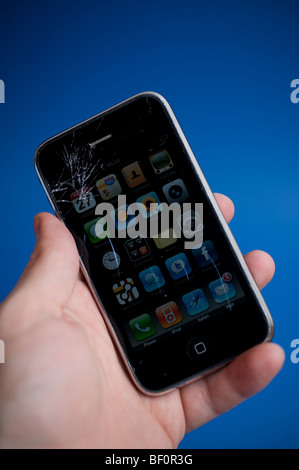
[34,91,275,396]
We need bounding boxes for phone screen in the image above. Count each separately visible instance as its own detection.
[35,93,273,393]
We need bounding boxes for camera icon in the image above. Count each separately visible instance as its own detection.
[162,179,189,203]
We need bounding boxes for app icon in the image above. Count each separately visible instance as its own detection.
[125,237,151,261]
[182,289,209,316]
[149,150,174,174]
[70,187,96,213]
[208,278,236,303]
[155,301,182,328]
[129,314,156,341]
[102,251,121,270]
[113,278,140,305]
[222,272,232,282]
[192,240,219,267]
[136,192,161,218]
[96,174,122,200]
[112,205,136,231]
[84,217,109,243]
[165,253,192,280]
[162,179,189,203]
[139,266,166,292]
[153,228,177,249]
[122,162,146,188]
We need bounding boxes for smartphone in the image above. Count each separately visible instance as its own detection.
[34,92,274,394]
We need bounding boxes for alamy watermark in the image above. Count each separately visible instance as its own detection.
[0,79,5,103]
[290,79,299,104]
[290,339,299,364]
[0,339,4,363]
[93,196,203,249]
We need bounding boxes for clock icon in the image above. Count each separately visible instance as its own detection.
[102,251,121,270]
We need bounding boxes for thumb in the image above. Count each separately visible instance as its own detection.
[1,213,80,332]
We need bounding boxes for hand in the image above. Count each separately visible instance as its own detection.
[0,194,285,448]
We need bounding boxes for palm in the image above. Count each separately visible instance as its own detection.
[0,197,284,448]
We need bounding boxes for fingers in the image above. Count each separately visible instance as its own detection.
[213,194,275,290]
[1,213,79,332]
[181,343,285,432]
[244,250,275,290]
[214,193,235,224]
[179,193,279,432]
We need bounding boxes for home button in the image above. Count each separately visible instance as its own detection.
[194,341,206,355]
[186,336,209,361]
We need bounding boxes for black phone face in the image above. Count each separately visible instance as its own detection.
[35,92,273,394]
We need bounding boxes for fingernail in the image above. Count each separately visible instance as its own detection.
[33,215,41,240]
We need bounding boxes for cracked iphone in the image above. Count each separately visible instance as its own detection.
[34,92,274,394]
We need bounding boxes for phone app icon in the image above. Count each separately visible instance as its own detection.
[192,240,219,267]
[70,187,96,213]
[208,278,236,303]
[122,162,146,188]
[112,204,136,231]
[84,217,109,243]
[129,314,156,341]
[96,174,122,200]
[139,266,166,292]
[149,150,174,174]
[155,301,182,328]
[102,251,121,270]
[136,192,162,218]
[125,237,151,261]
[162,179,189,204]
[182,289,209,316]
[165,253,192,280]
[153,228,177,250]
[113,278,140,305]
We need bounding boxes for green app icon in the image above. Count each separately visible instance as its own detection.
[129,314,156,341]
[84,217,109,243]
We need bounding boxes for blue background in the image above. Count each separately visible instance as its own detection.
[0,0,298,449]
